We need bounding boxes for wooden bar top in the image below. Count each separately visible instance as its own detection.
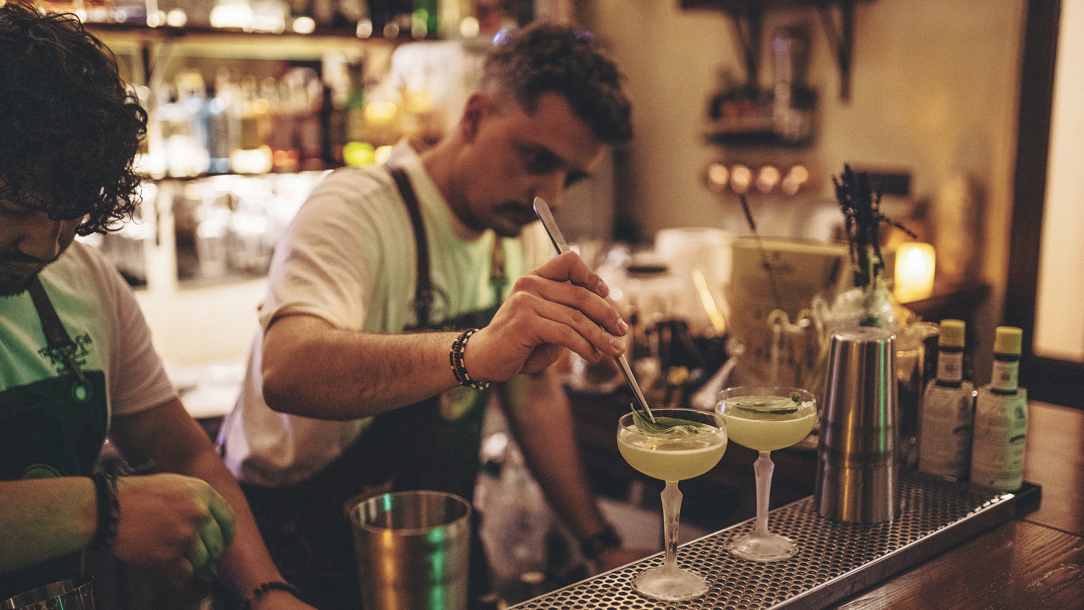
[829,401,1084,608]
[570,395,1084,608]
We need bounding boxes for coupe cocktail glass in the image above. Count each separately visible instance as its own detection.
[616,408,727,601]
[718,386,816,562]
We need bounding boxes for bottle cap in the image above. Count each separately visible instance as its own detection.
[994,326,1023,356]
[939,319,966,348]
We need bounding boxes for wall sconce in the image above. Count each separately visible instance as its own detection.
[894,242,936,302]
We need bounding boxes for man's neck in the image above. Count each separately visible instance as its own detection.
[419,135,474,231]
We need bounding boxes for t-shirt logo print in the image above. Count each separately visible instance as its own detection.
[38,334,93,376]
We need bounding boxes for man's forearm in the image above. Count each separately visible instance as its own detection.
[501,373,609,543]
[0,478,97,574]
[261,315,462,420]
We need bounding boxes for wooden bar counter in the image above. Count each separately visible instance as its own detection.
[570,395,1084,608]
[829,400,1084,609]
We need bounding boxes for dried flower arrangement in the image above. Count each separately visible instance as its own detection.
[832,164,916,326]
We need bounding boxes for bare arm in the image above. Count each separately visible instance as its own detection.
[0,477,98,574]
[499,371,648,572]
[262,251,629,420]
[109,399,315,609]
[0,405,236,579]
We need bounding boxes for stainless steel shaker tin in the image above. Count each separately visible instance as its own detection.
[815,327,900,523]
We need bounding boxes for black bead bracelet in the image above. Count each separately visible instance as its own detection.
[450,328,490,391]
[89,471,119,552]
[240,581,303,610]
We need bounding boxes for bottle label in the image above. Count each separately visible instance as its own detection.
[918,382,975,479]
[970,387,1027,491]
[990,359,1019,393]
[936,351,964,384]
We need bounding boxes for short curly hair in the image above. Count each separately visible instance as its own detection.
[0,2,147,235]
[482,22,633,144]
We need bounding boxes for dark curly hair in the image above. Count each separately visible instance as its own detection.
[483,22,633,144]
[0,2,147,235]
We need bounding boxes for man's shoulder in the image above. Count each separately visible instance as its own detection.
[52,240,115,276]
[312,165,394,199]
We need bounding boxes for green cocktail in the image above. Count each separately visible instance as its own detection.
[617,408,727,601]
[719,386,816,562]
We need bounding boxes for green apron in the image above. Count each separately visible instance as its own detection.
[0,278,109,601]
[237,166,506,610]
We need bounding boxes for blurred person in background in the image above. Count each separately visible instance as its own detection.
[0,4,315,609]
[218,21,645,609]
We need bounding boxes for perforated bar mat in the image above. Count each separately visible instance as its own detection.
[512,471,1033,609]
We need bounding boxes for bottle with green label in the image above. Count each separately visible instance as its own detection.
[970,326,1028,491]
[918,319,976,480]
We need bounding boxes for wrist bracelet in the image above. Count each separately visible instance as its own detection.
[89,471,119,552]
[449,328,490,391]
[240,581,303,610]
[580,523,622,560]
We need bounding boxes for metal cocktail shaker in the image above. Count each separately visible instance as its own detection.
[815,327,900,523]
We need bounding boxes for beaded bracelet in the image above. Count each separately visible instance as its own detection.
[240,581,303,610]
[89,471,119,552]
[449,328,490,391]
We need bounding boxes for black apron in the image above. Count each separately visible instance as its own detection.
[0,279,109,601]
[238,166,506,610]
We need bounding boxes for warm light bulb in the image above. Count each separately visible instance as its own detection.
[730,164,752,194]
[292,16,316,34]
[706,162,729,193]
[756,165,781,194]
[894,242,936,302]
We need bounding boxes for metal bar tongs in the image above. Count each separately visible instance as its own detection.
[533,197,656,422]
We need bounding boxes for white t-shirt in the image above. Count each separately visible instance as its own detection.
[0,241,177,422]
[220,140,553,487]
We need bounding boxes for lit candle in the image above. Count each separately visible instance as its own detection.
[894,242,936,302]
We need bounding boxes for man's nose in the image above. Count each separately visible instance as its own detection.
[18,212,66,262]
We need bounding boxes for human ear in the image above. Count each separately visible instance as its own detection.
[459,93,493,142]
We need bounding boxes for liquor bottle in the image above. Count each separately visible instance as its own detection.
[203,69,237,174]
[918,319,976,480]
[228,75,273,175]
[970,326,1028,491]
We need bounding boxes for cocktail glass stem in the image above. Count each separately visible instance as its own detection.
[660,480,682,574]
[754,451,774,538]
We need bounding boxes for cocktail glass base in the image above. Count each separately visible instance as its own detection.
[633,565,710,601]
[728,532,798,562]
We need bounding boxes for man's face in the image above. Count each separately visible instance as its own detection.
[449,91,606,238]
[0,193,82,296]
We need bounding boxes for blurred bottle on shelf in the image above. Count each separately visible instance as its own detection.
[341,59,374,165]
[265,75,300,173]
[202,69,238,174]
[770,26,816,144]
[413,0,438,39]
[229,75,274,174]
[156,78,210,177]
[286,67,326,171]
[335,0,366,31]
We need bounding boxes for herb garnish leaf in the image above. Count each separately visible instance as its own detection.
[630,403,705,434]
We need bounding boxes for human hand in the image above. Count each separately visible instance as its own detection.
[111,473,236,587]
[469,251,628,381]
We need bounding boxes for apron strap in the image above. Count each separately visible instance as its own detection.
[28,277,90,386]
[387,165,506,329]
[388,165,435,328]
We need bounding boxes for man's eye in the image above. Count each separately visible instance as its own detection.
[521,148,561,175]
[564,172,589,188]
